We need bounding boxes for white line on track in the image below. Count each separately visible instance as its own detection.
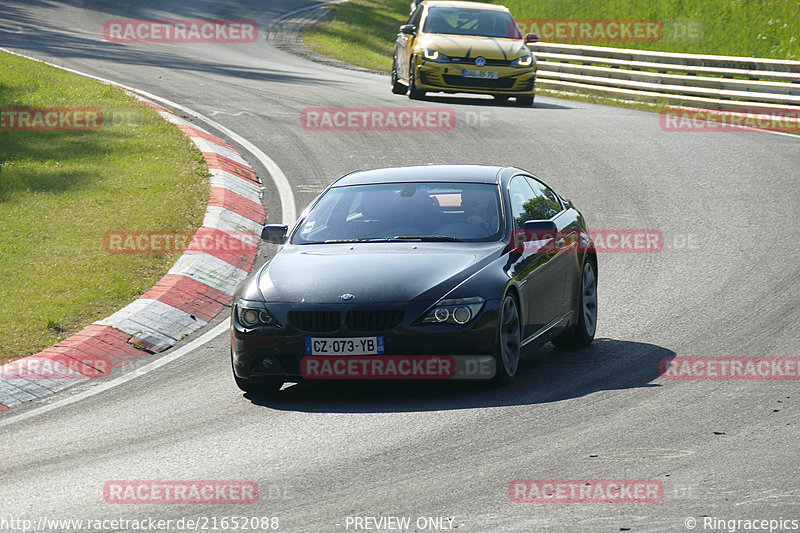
[0,320,230,429]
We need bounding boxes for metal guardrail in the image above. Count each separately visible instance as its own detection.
[528,42,800,111]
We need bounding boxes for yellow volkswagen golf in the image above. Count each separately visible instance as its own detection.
[392,1,539,105]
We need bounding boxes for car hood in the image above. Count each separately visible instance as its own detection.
[419,34,529,60]
[256,242,504,304]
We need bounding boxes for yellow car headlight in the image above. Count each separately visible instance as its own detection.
[423,48,450,63]
[510,55,533,68]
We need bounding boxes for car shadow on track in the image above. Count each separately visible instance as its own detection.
[244,338,675,413]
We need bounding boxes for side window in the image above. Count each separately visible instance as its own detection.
[408,5,423,27]
[509,176,537,229]
[523,177,562,220]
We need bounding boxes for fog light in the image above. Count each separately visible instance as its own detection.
[261,357,275,370]
[453,306,472,324]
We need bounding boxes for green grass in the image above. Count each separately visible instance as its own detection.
[501,0,800,59]
[303,0,800,74]
[304,0,410,72]
[0,51,209,360]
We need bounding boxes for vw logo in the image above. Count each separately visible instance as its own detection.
[340,293,355,301]
[475,56,487,67]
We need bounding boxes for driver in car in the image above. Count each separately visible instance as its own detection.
[462,190,496,235]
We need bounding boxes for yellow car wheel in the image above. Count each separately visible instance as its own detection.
[408,59,426,100]
[391,56,407,95]
[517,95,534,106]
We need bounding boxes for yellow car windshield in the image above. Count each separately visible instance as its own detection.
[423,8,521,39]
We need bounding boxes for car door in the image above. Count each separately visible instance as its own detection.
[396,4,424,80]
[507,175,567,340]
[524,176,573,322]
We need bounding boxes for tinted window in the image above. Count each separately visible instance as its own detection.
[523,177,562,220]
[509,176,537,229]
[408,5,423,27]
[293,183,502,243]
[423,8,521,38]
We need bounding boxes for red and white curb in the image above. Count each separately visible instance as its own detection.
[0,96,265,411]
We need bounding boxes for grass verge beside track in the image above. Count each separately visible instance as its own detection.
[0,51,209,360]
[303,0,800,72]
[304,0,409,72]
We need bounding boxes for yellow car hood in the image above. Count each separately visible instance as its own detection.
[418,34,529,60]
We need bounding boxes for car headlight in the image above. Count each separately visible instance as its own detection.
[510,54,534,68]
[235,299,279,328]
[421,297,485,325]
[423,48,450,62]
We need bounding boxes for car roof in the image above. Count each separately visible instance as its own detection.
[332,165,507,186]
[423,1,511,13]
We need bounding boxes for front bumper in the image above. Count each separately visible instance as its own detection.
[415,58,536,96]
[231,300,501,382]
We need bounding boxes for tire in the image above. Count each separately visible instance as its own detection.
[516,95,534,106]
[552,259,597,348]
[231,351,283,394]
[494,294,521,385]
[391,57,407,95]
[408,59,425,100]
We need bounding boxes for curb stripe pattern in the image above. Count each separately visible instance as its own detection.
[176,125,235,150]
[203,153,259,182]
[209,187,266,222]
[0,94,264,410]
[141,275,231,323]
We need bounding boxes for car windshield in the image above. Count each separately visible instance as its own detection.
[423,8,522,39]
[293,182,502,244]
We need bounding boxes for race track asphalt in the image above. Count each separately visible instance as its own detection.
[1,1,799,531]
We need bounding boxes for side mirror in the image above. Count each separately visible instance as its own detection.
[400,24,417,35]
[524,33,540,44]
[510,220,559,254]
[523,220,558,239]
[261,224,288,244]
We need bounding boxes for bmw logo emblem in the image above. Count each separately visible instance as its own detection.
[475,56,487,67]
[341,293,355,301]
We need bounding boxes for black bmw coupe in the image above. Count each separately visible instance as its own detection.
[230,165,597,393]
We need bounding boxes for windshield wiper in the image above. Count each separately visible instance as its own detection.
[322,238,394,243]
[319,236,462,244]
[389,235,462,242]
